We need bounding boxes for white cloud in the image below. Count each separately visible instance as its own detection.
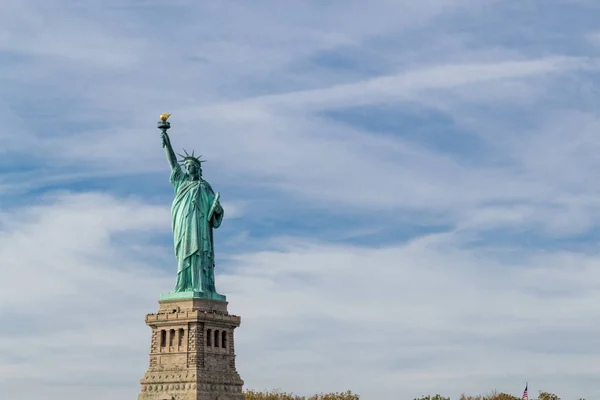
[19,58,578,227]
[0,1,145,68]
[190,57,584,112]
[11,56,592,226]
[0,193,175,398]
[585,31,600,46]
[3,193,600,399]
[219,234,600,400]
[0,192,171,304]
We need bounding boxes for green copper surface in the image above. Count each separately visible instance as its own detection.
[158,118,226,302]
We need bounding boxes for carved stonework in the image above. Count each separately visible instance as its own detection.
[138,298,244,400]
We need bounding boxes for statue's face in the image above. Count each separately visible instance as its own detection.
[185,161,201,176]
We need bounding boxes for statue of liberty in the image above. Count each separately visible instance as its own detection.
[157,114,226,301]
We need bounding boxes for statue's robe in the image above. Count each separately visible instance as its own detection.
[170,165,223,293]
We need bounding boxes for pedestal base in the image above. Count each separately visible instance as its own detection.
[138,298,244,400]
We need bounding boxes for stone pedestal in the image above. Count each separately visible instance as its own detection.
[138,298,244,400]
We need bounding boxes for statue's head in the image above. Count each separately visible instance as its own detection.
[178,149,205,177]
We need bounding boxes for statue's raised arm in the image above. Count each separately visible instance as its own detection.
[158,113,178,170]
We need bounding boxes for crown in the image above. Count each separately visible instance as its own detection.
[177,149,206,166]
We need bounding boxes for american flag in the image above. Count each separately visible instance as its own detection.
[522,383,528,399]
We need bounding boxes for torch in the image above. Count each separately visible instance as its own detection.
[158,113,171,147]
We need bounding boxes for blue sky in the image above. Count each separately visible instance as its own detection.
[2,0,600,399]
